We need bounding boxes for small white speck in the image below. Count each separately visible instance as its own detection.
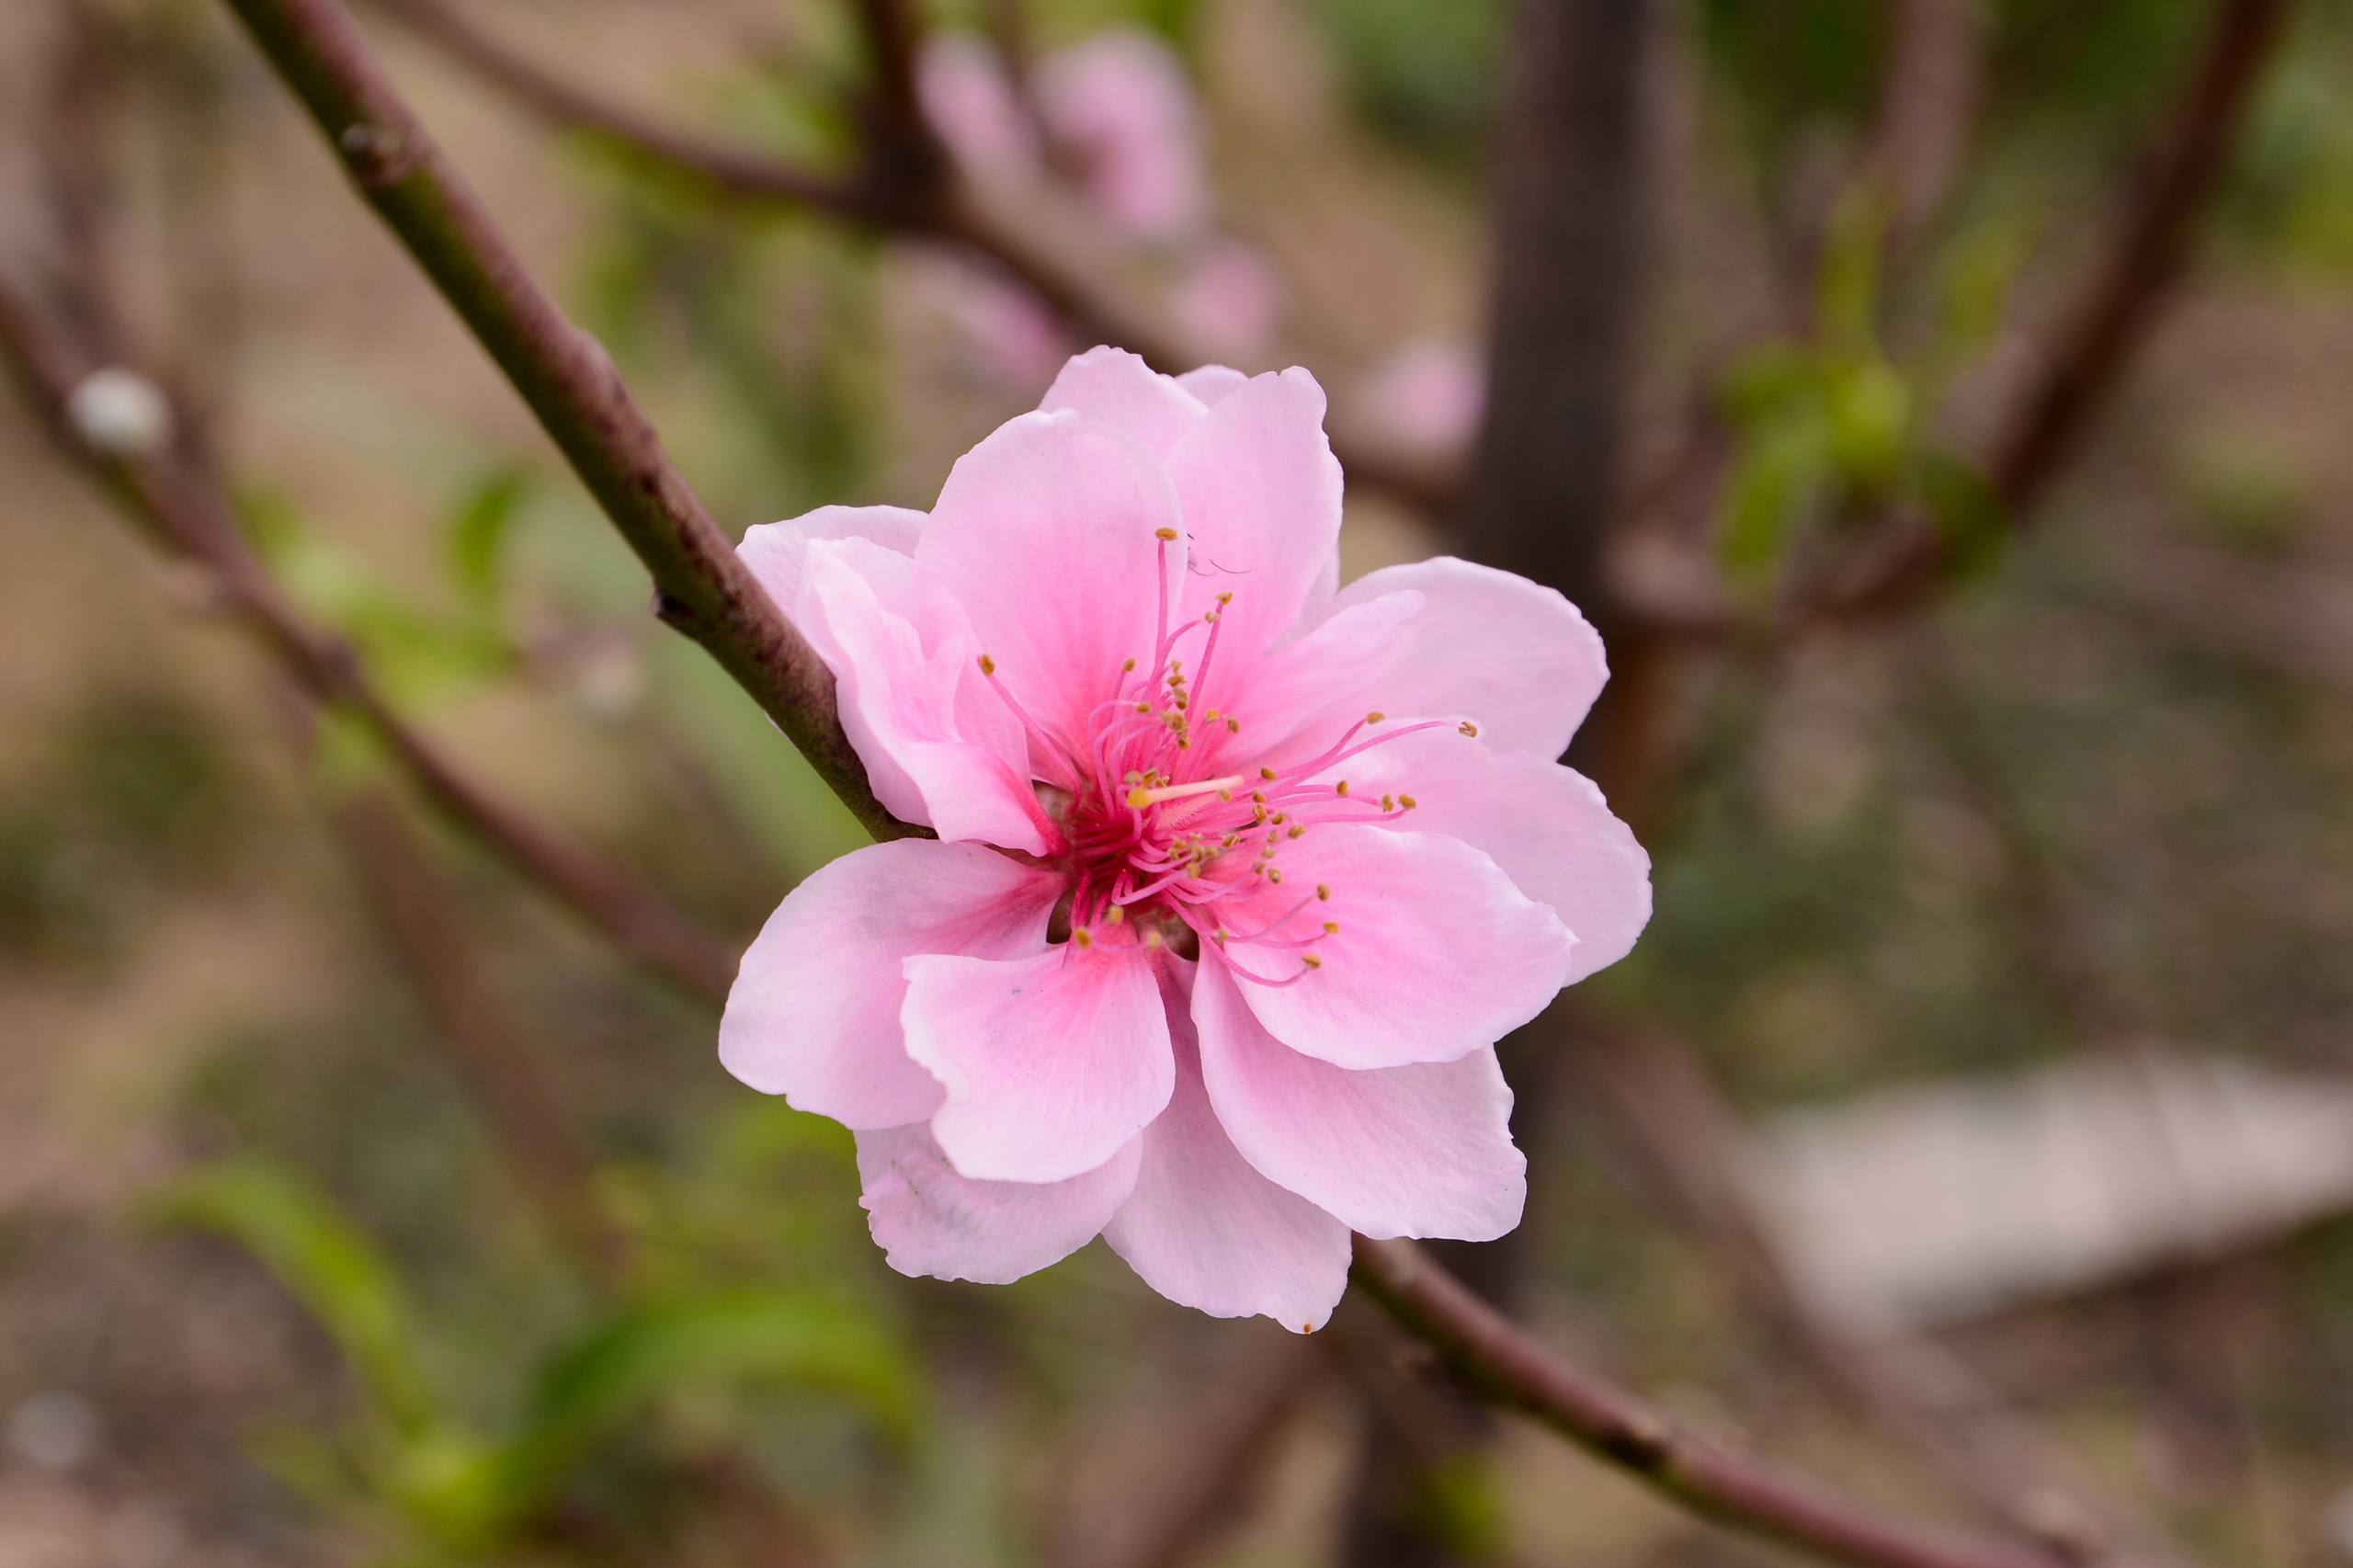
[67,369,173,459]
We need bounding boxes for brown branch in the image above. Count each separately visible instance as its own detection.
[1566,1017,2198,1568]
[1351,1237,2062,1568]
[356,0,1456,515]
[0,273,738,1004]
[216,0,913,843]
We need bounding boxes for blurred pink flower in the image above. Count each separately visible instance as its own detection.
[1172,240,1281,363]
[1359,340,1488,460]
[917,28,1206,243]
[723,348,1650,1329]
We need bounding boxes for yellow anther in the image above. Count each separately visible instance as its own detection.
[1259,766,1279,781]
[1217,789,1233,802]
[978,653,997,676]
[1216,591,1233,605]
[1135,702,1152,714]
[1336,779,1351,797]
[1073,926,1094,949]
[1252,790,1267,803]
[1300,952,1320,969]
[1366,710,1386,724]
[1107,905,1126,925]
[1323,920,1340,935]
[1267,868,1284,883]
[1459,721,1480,738]
[1287,825,1305,839]
[1399,793,1418,810]
[1144,928,1165,949]
[1215,926,1232,944]
[1155,527,1180,540]
[1381,794,1395,812]
[1316,883,1332,902]
[1226,718,1241,733]
[1122,657,1138,672]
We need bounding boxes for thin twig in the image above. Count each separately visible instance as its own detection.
[0,272,738,1003]
[1565,1016,2198,1568]
[217,0,912,842]
[1351,1236,2059,1568]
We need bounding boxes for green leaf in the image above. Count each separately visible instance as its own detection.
[1721,417,1828,578]
[151,1160,438,1436]
[444,467,534,606]
[1815,185,1891,355]
[494,1289,922,1511]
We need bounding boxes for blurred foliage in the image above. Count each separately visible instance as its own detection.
[0,685,242,966]
[1312,0,1506,165]
[153,1155,921,1562]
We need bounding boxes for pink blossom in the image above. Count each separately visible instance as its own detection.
[1171,240,1281,364]
[723,349,1651,1329]
[918,29,1206,243]
[1359,340,1488,460]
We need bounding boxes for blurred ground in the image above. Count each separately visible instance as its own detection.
[4,1,2353,1565]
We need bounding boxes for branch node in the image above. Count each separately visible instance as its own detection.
[337,119,418,189]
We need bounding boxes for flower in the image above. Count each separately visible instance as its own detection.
[1358,339,1487,461]
[722,348,1651,1330]
[918,29,1206,243]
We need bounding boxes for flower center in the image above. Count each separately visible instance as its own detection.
[982,528,1469,986]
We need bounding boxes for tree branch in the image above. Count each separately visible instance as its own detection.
[1351,1237,2059,1568]
[0,272,738,1004]
[217,0,912,843]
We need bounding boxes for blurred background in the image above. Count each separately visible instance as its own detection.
[3,0,2353,1563]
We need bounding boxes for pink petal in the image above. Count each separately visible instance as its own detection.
[737,504,925,621]
[1164,368,1344,664]
[1102,986,1350,1331]
[721,840,1060,1129]
[918,411,1185,754]
[903,946,1175,1184]
[918,34,1040,176]
[801,540,1049,852]
[1343,729,1652,983]
[1176,365,1247,406]
[1330,557,1608,758]
[1194,960,1524,1241]
[1211,826,1573,1070]
[1239,587,1425,756]
[1039,347,1209,459]
[857,1124,1140,1285]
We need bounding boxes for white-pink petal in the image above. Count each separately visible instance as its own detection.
[1213,826,1574,1070]
[1175,364,1247,406]
[738,504,925,622]
[1344,729,1652,983]
[919,411,1185,756]
[1193,960,1524,1241]
[720,840,1060,1130]
[1329,557,1608,758]
[1038,346,1209,459]
[800,540,1050,851]
[1103,1004,1350,1332]
[857,1124,1139,1285]
[903,947,1175,1184]
[1164,368,1345,664]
